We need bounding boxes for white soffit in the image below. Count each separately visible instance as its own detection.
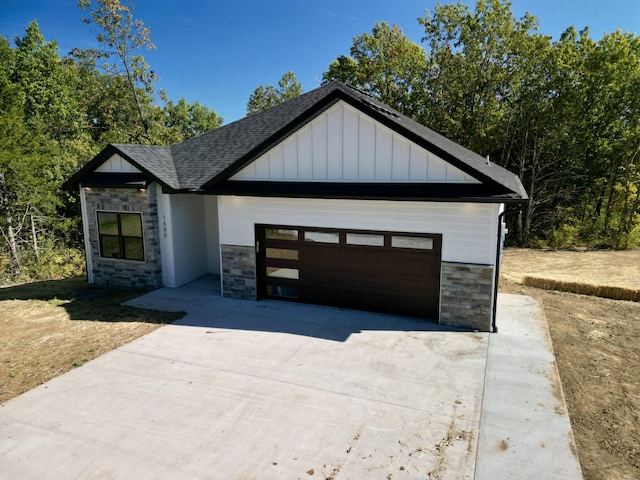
[95,154,141,173]
[231,101,480,184]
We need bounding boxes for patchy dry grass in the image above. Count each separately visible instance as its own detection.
[501,248,640,290]
[500,249,640,480]
[0,277,183,404]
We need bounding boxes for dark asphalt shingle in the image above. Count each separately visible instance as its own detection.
[69,81,527,200]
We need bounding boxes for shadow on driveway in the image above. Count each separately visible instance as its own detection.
[125,275,462,342]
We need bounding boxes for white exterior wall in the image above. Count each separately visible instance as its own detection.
[231,101,480,184]
[157,190,209,287]
[219,196,500,266]
[204,195,221,275]
[157,189,175,287]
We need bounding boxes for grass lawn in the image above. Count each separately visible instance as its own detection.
[0,277,183,403]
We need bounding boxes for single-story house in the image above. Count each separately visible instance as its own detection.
[65,81,527,332]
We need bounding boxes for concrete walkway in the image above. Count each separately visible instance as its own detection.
[0,277,582,479]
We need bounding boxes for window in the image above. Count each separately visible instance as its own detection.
[391,236,434,250]
[265,248,299,260]
[265,228,298,241]
[346,233,384,247]
[97,212,144,261]
[304,231,339,243]
[266,267,299,279]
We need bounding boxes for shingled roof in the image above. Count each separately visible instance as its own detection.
[66,81,527,202]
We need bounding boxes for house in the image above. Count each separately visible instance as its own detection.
[65,81,527,332]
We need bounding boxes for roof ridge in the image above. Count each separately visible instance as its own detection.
[68,81,526,200]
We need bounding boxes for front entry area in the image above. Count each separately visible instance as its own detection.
[256,225,442,320]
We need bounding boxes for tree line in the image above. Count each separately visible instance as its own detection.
[1,0,638,281]
[0,0,222,279]
[349,4,639,249]
[255,1,640,250]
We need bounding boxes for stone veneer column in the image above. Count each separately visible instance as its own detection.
[83,184,162,289]
[440,262,494,331]
[221,245,256,300]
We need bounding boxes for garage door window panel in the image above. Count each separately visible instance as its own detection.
[266,284,300,298]
[266,248,299,260]
[346,233,384,247]
[265,228,299,241]
[391,236,434,250]
[266,266,300,279]
[304,231,340,244]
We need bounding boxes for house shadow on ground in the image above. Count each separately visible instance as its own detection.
[0,277,183,325]
[1,276,465,342]
[124,275,463,342]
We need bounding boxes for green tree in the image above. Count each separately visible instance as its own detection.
[319,0,640,248]
[74,0,158,141]
[323,22,427,117]
[246,71,302,115]
[153,97,223,144]
[74,0,223,145]
[0,38,59,274]
[10,21,83,140]
[419,0,539,154]
[568,30,640,247]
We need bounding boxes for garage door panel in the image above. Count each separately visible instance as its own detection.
[301,248,437,294]
[301,285,433,318]
[257,225,441,320]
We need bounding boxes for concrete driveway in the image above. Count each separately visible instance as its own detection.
[0,276,582,479]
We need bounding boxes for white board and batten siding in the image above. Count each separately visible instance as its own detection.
[219,196,500,266]
[157,190,213,287]
[231,101,480,184]
[95,154,141,173]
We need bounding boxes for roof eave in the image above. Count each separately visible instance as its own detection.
[63,144,178,192]
[199,84,524,196]
[202,180,528,204]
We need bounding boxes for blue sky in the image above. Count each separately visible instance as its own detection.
[1,0,638,123]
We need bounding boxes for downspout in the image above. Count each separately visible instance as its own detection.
[492,209,507,333]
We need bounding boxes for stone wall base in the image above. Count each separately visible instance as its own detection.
[221,245,256,300]
[440,262,494,331]
[84,185,162,290]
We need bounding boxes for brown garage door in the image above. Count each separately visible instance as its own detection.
[256,225,441,320]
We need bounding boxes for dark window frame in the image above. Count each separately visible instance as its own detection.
[97,211,145,261]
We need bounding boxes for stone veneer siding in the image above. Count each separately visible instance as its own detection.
[84,185,162,289]
[440,262,494,331]
[221,245,256,300]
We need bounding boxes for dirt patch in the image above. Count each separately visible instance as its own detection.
[0,277,183,404]
[501,248,640,290]
[500,248,640,480]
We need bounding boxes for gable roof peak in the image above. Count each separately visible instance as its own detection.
[66,80,527,201]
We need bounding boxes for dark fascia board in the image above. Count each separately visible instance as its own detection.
[63,144,174,192]
[78,172,150,189]
[201,86,527,200]
[204,181,526,204]
[337,92,525,198]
